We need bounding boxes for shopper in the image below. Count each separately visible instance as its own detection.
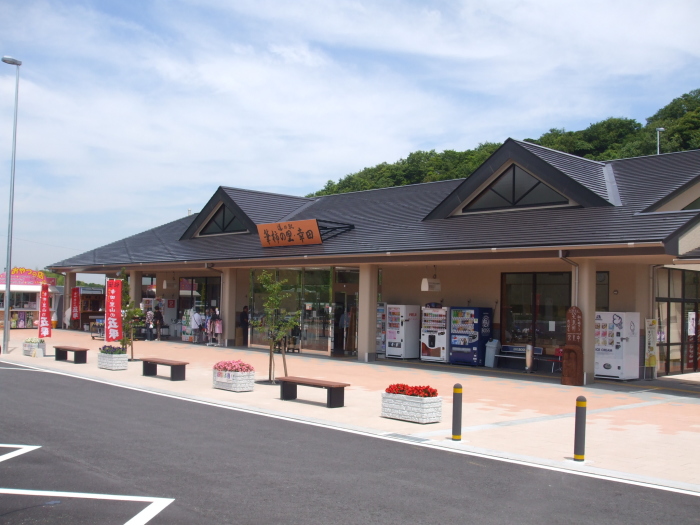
[153,305,164,341]
[240,306,249,346]
[145,308,155,341]
[190,307,203,344]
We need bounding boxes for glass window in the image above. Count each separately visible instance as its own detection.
[502,273,534,346]
[335,267,359,284]
[200,205,247,236]
[685,272,700,300]
[462,164,568,213]
[302,268,332,351]
[596,272,609,312]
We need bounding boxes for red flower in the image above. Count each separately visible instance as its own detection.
[385,383,437,397]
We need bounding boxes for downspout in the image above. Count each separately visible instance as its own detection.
[559,250,579,307]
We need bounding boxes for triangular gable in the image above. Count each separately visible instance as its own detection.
[424,139,614,220]
[180,187,257,240]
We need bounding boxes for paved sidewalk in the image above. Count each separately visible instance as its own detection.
[2,329,700,493]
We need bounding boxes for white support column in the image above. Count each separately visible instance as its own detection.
[578,259,596,385]
[129,270,142,308]
[357,264,378,362]
[64,272,77,329]
[221,268,238,346]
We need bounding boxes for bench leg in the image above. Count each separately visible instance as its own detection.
[74,351,87,364]
[170,364,186,381]
[327,387,345,408]
[280,381,297,400]
[143,361,157,376]
[55,349,67,361]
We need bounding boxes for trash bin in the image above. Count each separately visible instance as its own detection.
[484,339,501,368]
[525,344,534,373]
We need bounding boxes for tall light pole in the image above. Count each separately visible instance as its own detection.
[2,56,21,355]
[656,127,665,155]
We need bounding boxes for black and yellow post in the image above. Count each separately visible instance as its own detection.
[573,396,587,462]
[452,383,462,441]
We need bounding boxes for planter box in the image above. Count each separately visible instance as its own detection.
[213,370,255,392]
[98,352,128,371]
[381,392,442,424]
[22,342,46,357]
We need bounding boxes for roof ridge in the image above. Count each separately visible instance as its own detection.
[607,148,700,163]
[222,186,314,201]
[513,139,606,166]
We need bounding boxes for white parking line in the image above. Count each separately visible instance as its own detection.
[0,443,173,524]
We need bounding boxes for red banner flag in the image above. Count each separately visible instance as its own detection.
[71,287,80,320]
[105,280,123,343]
[38,283,52,339]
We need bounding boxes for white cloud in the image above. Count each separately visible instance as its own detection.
[0,0,698,270]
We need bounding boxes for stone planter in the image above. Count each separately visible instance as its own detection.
[381,393,442,424]
[97,352,128,371]
[213,370,255,392]
[22,342,46,357]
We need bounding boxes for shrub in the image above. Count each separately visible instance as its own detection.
[99,345,126,354]
[213,360,255,373]
[385,383,438,397]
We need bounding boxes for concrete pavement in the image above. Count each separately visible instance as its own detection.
[2,328,700,494]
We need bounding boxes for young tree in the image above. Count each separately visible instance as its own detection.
[250,270,300,381]
[117,268,143,360]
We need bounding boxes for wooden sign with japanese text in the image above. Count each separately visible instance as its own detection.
[38,284,52,339]
[566,306,583,346]
[257,219,322,248]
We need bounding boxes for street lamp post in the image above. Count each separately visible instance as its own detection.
[656,127,665,155]
[2,56,21,355]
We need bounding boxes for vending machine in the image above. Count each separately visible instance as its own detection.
[449,307,492,366]
[376,302,387,355]
[594,311,640,380]
[386,304,421,359]
[421,306,448,362]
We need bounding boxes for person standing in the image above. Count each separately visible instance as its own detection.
[190,307,203,344]
[145,308,155,341]
[240,306,249,346]
[153,305,164,341]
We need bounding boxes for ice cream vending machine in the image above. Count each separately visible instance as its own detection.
[421,307,448,362]
[386,304,421,359]
[449,307,492,366]
[376,302,387,355]
[594,311,640,380]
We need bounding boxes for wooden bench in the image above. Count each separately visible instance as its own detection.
[277,376,350,408]
[141,357,189,381]
[54,346,89,364]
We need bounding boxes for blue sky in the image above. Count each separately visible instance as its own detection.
[0,0,699,276]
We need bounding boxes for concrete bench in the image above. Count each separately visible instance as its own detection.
[54,346,89,364]
[141,357,189,381]
[277,376,350,408]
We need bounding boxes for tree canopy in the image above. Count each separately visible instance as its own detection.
[308,88,700,197]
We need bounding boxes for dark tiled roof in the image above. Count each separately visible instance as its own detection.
[49,146,700,270]
[221,187,313,224]
[514,140,609,201]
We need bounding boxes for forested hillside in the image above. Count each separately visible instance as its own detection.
[309,89,700,197]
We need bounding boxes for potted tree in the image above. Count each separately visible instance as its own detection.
[213,360,255,392]
[23,337,46,357]
[98,345,128,370]
[381,383,442,424]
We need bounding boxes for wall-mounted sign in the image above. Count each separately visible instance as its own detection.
[257,219,322,248]
[0,267,50,286]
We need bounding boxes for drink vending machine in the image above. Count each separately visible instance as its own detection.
[376,302,387,355]
[421,306,448,362]
[386,304,421,359]
[594,311,640,380]
[449,307,492,366]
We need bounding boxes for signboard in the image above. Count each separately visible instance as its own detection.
[689,311,696,336]
[71,287,81,320]
[38,284,51,338]
[566,306,583,346]
[257,219,322,248]
[645,319,658,369]
[0,267,50,285]
[105,280,123,343]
